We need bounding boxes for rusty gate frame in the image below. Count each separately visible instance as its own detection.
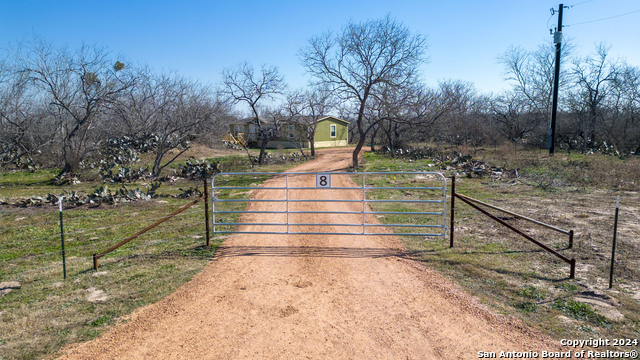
[449,175,576,279]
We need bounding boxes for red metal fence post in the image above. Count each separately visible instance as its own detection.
[570,258,576,279]
[568,229,574,249]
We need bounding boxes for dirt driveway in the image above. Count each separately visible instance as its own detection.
[58,147,565,359]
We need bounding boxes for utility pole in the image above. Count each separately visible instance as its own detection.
[548,3,565,154]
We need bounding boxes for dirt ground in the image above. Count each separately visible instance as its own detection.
[58,147,569,360]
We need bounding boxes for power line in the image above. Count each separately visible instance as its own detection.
[546,12,555,31]
[567,0,594,7]
[565,8,640,26]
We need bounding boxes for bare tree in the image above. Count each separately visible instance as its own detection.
[568,43,620,153]
[499,43,574,143]
[607,64,640,154]
[489,91,540,145]
[300,15,427,167]
[285,86,335,157]
[366,83,413,153]
[221,63,286,164]
[434,80,485,148]
[113,70,224,177]
[0,62,53,168]
[16,40,134,175]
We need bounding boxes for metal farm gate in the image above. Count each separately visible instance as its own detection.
[210,171,447,238]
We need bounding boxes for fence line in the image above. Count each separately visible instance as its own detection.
[1,232,60,247]
[2,199,184,233]
[1,214,203,267]
[58,201,188,223]
[93,193,207,269]
[1,186,209,282]
[0,204,202,264]
[449,176,576,279]
[3,256,87,279]
[1,249,63,263]
[61,207,202,237]
[2,220,205,280]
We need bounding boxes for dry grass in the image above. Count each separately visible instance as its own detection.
[470,143,640,191]
[0,144,309,360]
[361,149,640,354]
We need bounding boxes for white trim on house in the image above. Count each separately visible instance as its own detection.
[330,124,337,138]
[318,116,350,125]
[314,140,348,148]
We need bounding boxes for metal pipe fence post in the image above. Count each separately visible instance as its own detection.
[568,229,574,249]
[609,196,620,289]
[58,197,67,279]
[450,176,455,248]
[286,175,289,234]
[570,258,576,279]
[362,173,366,234]
[211,177,216,239]
[204,178,211,247]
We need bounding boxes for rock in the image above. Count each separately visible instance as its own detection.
[86,287,109,303]
[575,290,624,322]
[52,281,64,288]
[0,281,21,297]
[92,271,109,277]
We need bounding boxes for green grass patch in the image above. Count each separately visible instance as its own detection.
[521,285,547,301]
[515,301,538,313]
[552,299,609,327]
[0,168,59,186]
[0,147,309,360]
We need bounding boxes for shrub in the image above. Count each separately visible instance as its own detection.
[552,299,609,327]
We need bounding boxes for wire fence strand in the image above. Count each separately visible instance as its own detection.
[1,196,208,280]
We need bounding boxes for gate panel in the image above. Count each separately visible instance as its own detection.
[211,172,446,237]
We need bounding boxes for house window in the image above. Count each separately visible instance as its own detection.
[249,125,256,134]
[288,124,295,138]
[234,125,242,135]
[330,124,337,138]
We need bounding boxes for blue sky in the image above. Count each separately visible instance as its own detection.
[1,0,639,95]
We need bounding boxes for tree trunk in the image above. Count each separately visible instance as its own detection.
[59,162,73,177]
[152,151,164,178]
[369,126,378,152]
[309,135,316,157]
[60,142,82,176]
[258,137,269,165]
[352,137,366,169]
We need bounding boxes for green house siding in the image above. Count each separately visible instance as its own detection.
[226,116,348,149]
[315,117,349,143]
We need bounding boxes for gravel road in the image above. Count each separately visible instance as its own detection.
[58,147,563,359]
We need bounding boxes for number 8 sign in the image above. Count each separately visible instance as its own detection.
[316,173,331,188]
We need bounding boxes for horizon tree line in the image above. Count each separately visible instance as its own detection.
[1,17,638,175]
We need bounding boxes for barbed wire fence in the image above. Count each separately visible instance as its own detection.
[0,194,211,287]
